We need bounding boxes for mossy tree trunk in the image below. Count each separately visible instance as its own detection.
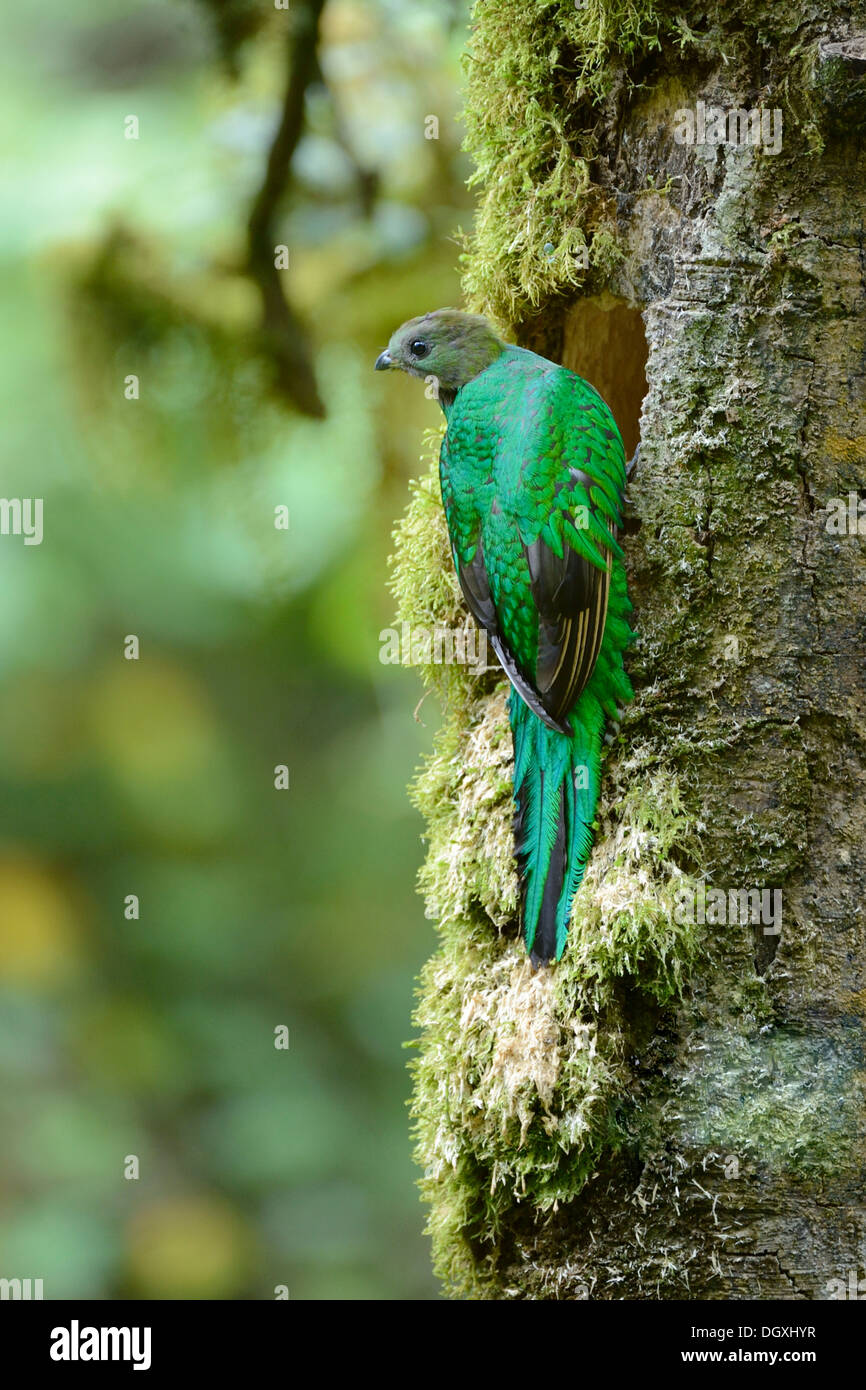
[394,2,866,1299]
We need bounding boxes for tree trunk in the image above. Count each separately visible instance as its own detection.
[394,1,866,1299]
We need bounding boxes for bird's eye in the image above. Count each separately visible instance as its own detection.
[410,339,429,358]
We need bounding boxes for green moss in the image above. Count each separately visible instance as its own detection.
[393,456,704,1295]
[812,53,866,139]
[388,430,470,710]
[667,1025,866,1178]
[588,225,625,281]
[460,0,672,322]
[459,0,856,324]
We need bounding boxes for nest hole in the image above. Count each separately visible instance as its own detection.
[561,294,649,460]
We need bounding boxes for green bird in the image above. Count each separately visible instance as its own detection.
[376,309,634,965]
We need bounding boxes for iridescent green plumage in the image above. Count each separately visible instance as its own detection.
[377,309,634,963]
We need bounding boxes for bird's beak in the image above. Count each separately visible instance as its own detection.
[374,349,393,371]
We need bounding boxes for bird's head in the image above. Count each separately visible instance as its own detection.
[374,308,505,399]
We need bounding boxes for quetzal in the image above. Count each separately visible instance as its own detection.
[376,309,634,965]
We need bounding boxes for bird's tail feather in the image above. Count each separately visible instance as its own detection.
[509,687,604,964]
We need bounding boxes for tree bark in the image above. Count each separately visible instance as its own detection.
[394,3,866,1299]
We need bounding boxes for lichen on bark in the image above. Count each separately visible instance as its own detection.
[393,453,703,1294]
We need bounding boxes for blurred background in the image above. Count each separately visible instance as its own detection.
[0,0,471,1299]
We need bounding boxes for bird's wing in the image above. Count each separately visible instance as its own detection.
[442,366,627,728]
[516,373,627,724]
[440,427,551,721]
[455,530,575,731]
[523,505,613,726]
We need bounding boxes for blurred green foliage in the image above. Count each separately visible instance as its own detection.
[0,0,471,1299]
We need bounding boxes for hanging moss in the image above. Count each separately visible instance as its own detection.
[460,0,673,321]
[392,454,704,1293]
